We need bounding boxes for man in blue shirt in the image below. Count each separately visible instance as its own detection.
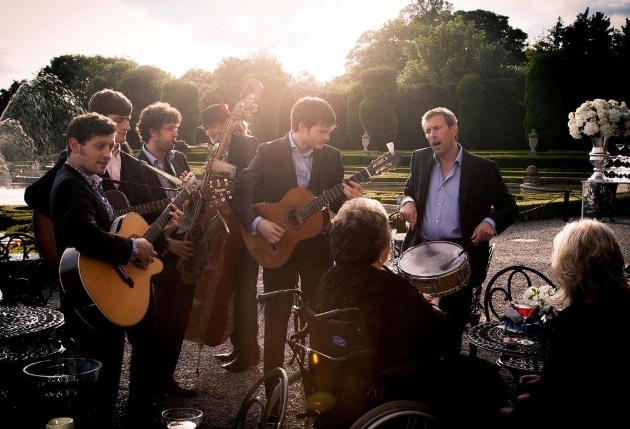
[399,107,518,346]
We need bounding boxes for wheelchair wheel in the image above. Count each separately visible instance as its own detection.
[232,367,289,429]
[349,400,438,429]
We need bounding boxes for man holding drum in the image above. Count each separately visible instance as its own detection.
[399,107,518,346]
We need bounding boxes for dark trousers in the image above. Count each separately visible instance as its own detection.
[437,241,490,332]
[262,234,333,377]
[229,246,260,356]
[128,252,196,409]
[61,297,125,429]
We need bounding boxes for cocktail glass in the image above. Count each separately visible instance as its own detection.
[511,301,536,345]
[161,408,203,429]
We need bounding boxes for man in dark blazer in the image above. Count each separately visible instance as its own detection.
[50,113,161,429]
[24,89,155,267]
[400,107,518,343]
[230,96,364,388]
[25,89,154,217]
[198,103,262,372]
[127,101,196,425]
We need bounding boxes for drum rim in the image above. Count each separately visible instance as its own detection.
[397,241,467,277]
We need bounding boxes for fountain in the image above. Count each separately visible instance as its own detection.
[0,74,84,199]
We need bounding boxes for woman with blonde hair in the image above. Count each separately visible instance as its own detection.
[500,219,630,429]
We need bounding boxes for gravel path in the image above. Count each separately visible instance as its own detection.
[102,215,628,428]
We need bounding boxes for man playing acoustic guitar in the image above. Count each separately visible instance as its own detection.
[50,113,182,429]
[230,96,364,389]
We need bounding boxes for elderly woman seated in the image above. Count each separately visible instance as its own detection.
[498,219,630,429]
[313,197,508,429]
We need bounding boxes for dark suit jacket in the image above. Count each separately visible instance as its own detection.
[24,150,67,217]
[137,149,190,201]
[402,147,518,251]
[227,134,259,175]
[230,134,346,230]
[25,149,155,216]
[50,164,133,265]
[102,151,155,208]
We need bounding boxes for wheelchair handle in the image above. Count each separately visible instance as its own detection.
[312,307,362,323]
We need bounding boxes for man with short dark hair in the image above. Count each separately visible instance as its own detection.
[129,102,196,418]
[230,96,364,387]
[50,112,180,429]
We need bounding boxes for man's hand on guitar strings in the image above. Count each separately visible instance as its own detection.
[164,204,184,236]
[135,238,157,269]
[257,219,285,248]
[342,180,363,199]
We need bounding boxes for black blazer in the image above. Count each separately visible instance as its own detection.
[102,151,155,207]
[25,149,155,216]
[136,148,190,248]
[230,134,346,230]
[50,164,133,265]
[226,134,260,175]
[402,147,518,251]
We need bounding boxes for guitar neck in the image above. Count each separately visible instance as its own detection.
[114,199,170,217]
[300,169,372,219]
[144,180,194,243]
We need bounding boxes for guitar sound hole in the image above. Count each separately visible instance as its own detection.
[286,210,304,228]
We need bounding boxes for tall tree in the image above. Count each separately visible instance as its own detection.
[456,73,483,148]
[455,10,528,64]
[402,16,500,84]
[118,66,171,146]
[358,66,399,151]
[161,79,200,145]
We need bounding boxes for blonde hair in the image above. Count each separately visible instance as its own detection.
[551,219,630,305]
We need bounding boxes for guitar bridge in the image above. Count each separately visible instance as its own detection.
[115,265,134,288]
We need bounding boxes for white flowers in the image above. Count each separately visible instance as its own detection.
[568,99,630,139]
[522,285,556,312]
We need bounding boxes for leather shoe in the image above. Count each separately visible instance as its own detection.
[221,354,260,372]
[215,349,239,362]
[163,381,197,398]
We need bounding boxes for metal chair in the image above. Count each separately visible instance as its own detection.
[481,265,557,373]
[467,242,495,357]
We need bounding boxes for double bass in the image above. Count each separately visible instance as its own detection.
[182,79,263,347]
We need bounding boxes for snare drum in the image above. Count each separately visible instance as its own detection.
[397,241,471,297]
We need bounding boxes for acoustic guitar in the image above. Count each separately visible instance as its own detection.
[241,144,401,269]
[32,194,173,269]
[58,173,198,329]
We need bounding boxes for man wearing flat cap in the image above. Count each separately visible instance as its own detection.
[198,103,262,371]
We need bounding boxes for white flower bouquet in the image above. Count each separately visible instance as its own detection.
[568,99,630,139]
[522,285,556,313]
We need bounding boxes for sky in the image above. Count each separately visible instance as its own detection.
[0,0,628,90]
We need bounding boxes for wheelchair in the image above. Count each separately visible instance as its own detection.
[233,288,438,429]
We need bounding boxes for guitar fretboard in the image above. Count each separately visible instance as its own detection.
[296,169,372,220]
[288,149,400,224]
[114,199,170,217]
[143,177,196,244]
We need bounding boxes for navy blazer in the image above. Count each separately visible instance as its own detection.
[50,164,133,265]
[230,134,346,231]
[402,147,518,251]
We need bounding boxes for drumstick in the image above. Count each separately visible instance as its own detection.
[438,242,473,270]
